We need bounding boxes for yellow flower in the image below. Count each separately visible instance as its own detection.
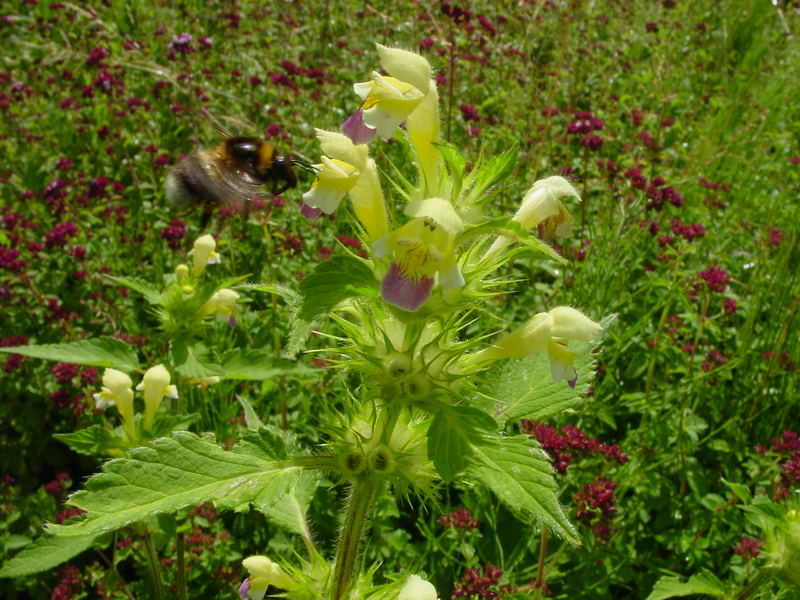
[190,234,220,276]
[202,288,240,326]
[473,306,601,384]
[136,365,177,429]
[239,556,293,600]
[301,156,361,215]
[486,176,580,257]
[398,575,438,600]
[93,368,135,436]
[373,199,464,312]
[353,73,425,140]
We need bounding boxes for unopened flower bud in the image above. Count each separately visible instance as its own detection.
[190,234,219,276]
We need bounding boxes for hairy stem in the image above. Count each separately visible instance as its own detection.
[330,476,378,600]
[142,529,165,600]
[176,530,187,600]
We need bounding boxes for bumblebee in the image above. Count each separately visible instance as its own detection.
[165,136,300,228]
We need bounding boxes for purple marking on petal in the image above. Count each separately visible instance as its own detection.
[381,262,434,311]
[567,378,577,389]
[300,202,322,220]
[341,110,377,145]
[239,578,250,600]
[228,316,237,328]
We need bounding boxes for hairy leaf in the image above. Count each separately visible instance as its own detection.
[105,275,164,305]
[297,255,378,321]
[220,349,313,380]
[645,569,727,600]
[0,337,139,372]
[0,533,107,577]
[47,431,303,537]
[171,340,224,378]
[467,434,579,544]
[428,405,497,482]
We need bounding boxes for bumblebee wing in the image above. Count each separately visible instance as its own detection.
[166,153,233,209]
[213,161,263,204]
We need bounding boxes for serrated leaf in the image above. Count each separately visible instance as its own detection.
[722,478,752,504]
[171,341,224,378]
[480,340,595,427]
[428,405,497,482]
[47,431,303,537]
[54,425,127,457]
[645,569,727,600]
[105,275,164,305]
[0,337,139,372]
[467,435,578,544]
[0,533,107,577]
[297,255,378,321]
[220,349,313,380]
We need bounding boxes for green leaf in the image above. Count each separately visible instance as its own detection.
[645,569,728,600]
[105,275,164,306]
[479,340,596,427]
[238,397,265,430]
[298,255,378,321]
[261,470,320,535]
[220,349,313,380]
[54,425,127,457]
[47,431,304,537]
[0,533,107,577]
[433,141,466,199]
[462,142,519,206]
[428,405,497,482]
[0,337,139,372]
[722,478,752,504]
[171,340,224,378]
[467,434,579,544]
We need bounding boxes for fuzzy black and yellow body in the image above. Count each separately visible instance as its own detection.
[165,137,298,227]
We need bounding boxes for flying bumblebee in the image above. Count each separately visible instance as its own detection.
[165,135,309,228]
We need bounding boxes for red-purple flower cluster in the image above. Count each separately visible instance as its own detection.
[1,336,27,372]
[438,507,479,530]
[51,565,85,600]
[624,169,683,210]
[700,349,729,373]
[697,266,730,292]
[574,477,618,541]
[452,564,510,599]
[521,421,628,474]
[161,219,186,249]
[732,536,763,560]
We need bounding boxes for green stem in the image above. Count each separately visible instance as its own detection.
[734,568,774,600]
[534,528,549,597]
[176,531,187,600]
[142,529,166,600]
[330,476,378,600]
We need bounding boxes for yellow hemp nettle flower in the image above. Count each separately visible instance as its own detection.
[475,306,601,385]
[202,288,240,327]
[136,364,177,429]
[190,234,220,276]
[239,555,294,600]
[301,156,361,215]
[378,44,440,193]
[341,73,425,143]
[398,575,438,600]
[373,199,465,312]
[301,130,389,240]
[486,176,580,257]
[93,368,135,435]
